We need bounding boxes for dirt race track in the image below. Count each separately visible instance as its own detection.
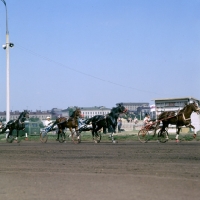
[0,140,200,200]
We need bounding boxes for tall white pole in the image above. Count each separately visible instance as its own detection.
[1,0,10,122]
[6,30,10,122]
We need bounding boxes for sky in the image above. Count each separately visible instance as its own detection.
[0,0,200,112]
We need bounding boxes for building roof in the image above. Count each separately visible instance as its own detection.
[152,97,200,102]
[63,106,111,112]
[116,102,149,105]
[80,106,110,111]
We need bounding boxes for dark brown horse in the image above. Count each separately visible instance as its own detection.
[53,108,82,143]
[1,110,29,143]
[157,102,200,142]
[85,104,128,143]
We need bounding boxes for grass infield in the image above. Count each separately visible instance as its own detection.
[0,130,199,143]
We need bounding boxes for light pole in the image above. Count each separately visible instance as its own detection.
[1,0,14,122]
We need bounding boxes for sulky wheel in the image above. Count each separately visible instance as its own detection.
[93,132,101,143]
[59,132,66,143]
[40,132,48,143]
[157,130,168,143]
[71,131,81,144]
[138,129,149,143]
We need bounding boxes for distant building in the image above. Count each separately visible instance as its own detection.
[29,110,51,120]
[63,106,111,119]
[0,111,21,121]
[0,110,52,122]
[81,106,110,118]
[61,108,70,118]
[137,106,151,119]
[150,104,156,119]
[51,108,62,119]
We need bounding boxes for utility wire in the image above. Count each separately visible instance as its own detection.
[17,44,162,95]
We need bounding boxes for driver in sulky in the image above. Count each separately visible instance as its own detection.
[143,113,153,127]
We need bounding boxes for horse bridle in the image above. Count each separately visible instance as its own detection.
[181,103,200,122]
[192,103,200,114]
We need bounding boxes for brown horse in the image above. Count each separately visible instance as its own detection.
[157,102,200,142]
[53,108,82,143]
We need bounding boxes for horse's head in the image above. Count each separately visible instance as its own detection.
[191,102,200,114]
[18,110,29,121]
[23,110,30,119]
[117,104,128,113]
[74,108,82,118]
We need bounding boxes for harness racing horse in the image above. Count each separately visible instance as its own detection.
[157,102,200,142]
[50,108,82,143]
[1,110,29,143]
[85,104,128,143]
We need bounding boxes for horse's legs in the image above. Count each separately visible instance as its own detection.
[91,129,95,140]
[6,127,10,138]
[92,127,95,140]
[110,132,114,142]
[69,127,77,138]
[56,129,61,141]
[16,129,19,139]
[68,128,72,137]
[108,126,115,143]
[8,128,13,138]
[6,129,14,143]
[153,123,160,136]
[92,124,103,141]
[175,127,181,143]
[162,124,169,140]
[158,122,169,141]
[75,127,80,138]
[188,124,196,138]
[91,123,96,141]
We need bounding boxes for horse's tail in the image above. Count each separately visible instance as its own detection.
[0,125,8,134]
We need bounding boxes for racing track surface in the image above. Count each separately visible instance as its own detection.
[0,140,200,200]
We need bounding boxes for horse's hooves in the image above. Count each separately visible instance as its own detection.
[13,139,21,143]
[112,140,118,144]
[6,137,14,143]
[6,139,13,143]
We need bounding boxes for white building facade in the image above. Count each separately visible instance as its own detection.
[80,106,111,118]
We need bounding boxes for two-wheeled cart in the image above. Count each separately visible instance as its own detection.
[138,120,169,143]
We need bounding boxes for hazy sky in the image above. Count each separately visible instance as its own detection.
[0,0,200,111]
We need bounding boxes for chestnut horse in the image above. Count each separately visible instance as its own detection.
[157,102,200,142]
[52,108,82,143]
